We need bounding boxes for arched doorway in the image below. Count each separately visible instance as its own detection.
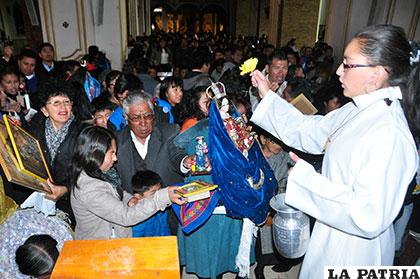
[150,2,227,34]
[151,3,176,32]
[176,3,200,33]
[201,4,226,34]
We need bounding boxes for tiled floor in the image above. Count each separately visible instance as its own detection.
[182,263,301,279]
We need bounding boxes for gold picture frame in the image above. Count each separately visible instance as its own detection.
[0,116,52,193]
[175,180,218,202]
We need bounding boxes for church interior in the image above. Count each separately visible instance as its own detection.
[0,0,419,278]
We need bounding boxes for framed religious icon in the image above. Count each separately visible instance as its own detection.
[175,180,218,202]
[0,116,52,193]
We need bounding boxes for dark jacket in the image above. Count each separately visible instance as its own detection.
[36,61,63,83]
[0,57,18,72]
[30,117,85,187]
[30,117,85,224]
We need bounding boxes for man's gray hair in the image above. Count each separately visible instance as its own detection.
[121,90,155,116]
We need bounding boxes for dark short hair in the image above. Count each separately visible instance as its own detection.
[191,50,211,69]
[88,45,99,55]
[3,40,13,48]
[229,45,243,55]
[213,48,223,55]
[317,81,349,105]
[159,77,183,101]
[39,42,54,53]
[286,64,304,80]
[60,60,81,79]
[36,79,75,107]
[286,77,312,100]
[253,125,282,146]
[133,58,150,74]
[19,48,37,60]
[131,170,162,195]
[268,49,287,65]
[91,95,116,114]
[264,44,275,50]
[114,73,143,95]
[15,234,59,277]
[219,67,248,96]
[0,67,19,81]
[148,64,157,70]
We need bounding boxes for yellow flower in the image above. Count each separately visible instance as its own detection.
[239,57,258,75]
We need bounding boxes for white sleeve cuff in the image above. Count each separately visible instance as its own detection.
[180,156,190,174]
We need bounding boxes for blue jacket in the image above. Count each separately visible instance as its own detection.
[156,99,174,123]
[132,210,170,237]
[108,107,126,131]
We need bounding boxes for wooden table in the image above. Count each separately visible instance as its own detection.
[51,236,180,278]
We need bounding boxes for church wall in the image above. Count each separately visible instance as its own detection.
[89,0,128,71]
[258,0,269,37]
[325,0,420,65]
[37,0,127,70]
[279,0,320,48]
[235,0,258,37]
[391,0,419,41]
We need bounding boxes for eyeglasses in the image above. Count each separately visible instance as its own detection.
[342,62,390,73]
[46,100,72,107]
[126,113,154,122]
[341,62,376,70]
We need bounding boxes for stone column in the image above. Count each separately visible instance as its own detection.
[268,0,280,46]
[128,0,138,37]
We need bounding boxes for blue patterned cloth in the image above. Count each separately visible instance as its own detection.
[172,119,220,234]
[208,101,277,224]
[83,74,101,102]
[132,210,170,237]
[0,209,73,279]
[173,114,258,278]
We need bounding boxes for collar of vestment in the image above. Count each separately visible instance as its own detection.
[352,86,402,109]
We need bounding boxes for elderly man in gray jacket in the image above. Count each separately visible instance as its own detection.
[115,92,194,193]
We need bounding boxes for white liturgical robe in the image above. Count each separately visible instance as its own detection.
[251,86,418,279]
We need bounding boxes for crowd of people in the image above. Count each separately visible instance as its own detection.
[0,24,419,279]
